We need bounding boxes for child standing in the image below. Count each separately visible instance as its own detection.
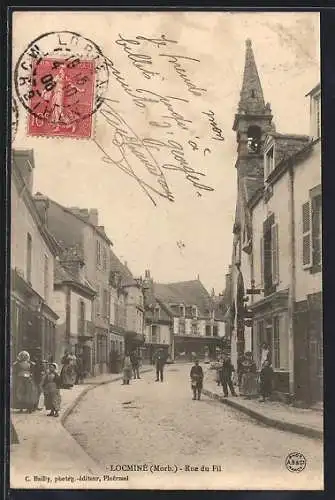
[42,363,61,417]
[259,360,274,402]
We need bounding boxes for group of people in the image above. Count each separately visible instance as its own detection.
[11,347,86,418]
[213,343,274,401]
[122,350,141,385]
[122,348,168,385]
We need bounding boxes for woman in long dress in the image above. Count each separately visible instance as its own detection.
[122,355,132,385]
[11,351,39,412]
[60,350,76,389]
[42,363,62,417]
[240,352,258,398]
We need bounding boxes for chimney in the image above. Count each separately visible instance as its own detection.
[13,149,35,193]
[89,209,98,226]
[33,192,49,225]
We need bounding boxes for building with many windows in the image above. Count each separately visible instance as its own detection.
[227,39,322,405]
[11,149,59,362]
[51,258,96,372]
[143,271,227,362]
[109,251,145,365]
[34,195,113,374]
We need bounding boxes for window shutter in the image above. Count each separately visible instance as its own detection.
[260,237,264,287]
[271,224,279,284]
[302,201,312,268]
[312,195,322,267]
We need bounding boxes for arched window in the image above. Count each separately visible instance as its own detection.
[247,125,262,154]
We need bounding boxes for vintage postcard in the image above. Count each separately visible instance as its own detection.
[9,10,323,490]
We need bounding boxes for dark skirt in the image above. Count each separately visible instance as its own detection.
[12,376,39,410]
[44,382,61,411]
[60,364,76,387]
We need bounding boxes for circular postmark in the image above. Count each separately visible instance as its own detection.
[12,96,19,142]
[14,31,109,129]
[285,452,306,473]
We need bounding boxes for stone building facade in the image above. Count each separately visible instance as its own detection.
[11,149,59,362]
[34,195,112,374]
[227,40,322,405]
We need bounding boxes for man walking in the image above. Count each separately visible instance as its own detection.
[220,353,237,398]
[154,348,165,382]
[130,350,140,379]
[190,359,204,400]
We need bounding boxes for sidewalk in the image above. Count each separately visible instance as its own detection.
[203,370,323,441]
[10,368,153,488]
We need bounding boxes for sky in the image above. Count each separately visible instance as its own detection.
[12,11,320,293]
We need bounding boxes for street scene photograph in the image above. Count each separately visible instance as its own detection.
[9,10,322,490]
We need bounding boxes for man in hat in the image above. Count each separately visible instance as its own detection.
[190,359,204,400]
[220,352,237,397]
[154,348,166,382]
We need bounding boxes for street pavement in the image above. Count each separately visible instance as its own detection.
[64,364,323,490]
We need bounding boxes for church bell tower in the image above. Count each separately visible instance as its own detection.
[233,39,275,176]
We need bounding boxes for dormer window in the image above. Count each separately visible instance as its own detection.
[179,305,185,317]
[264,144,275,178]
[192,306,198,319]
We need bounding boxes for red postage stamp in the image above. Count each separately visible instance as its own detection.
[27,58,96,139]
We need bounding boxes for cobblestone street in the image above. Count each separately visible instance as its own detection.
[65,364,323,489]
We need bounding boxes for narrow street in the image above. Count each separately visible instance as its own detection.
[65,364,323,489]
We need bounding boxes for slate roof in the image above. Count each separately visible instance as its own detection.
[153,280,212,317]
[269,133,310,169]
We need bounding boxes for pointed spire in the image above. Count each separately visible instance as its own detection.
[238,39,266,115]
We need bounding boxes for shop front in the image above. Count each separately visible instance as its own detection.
[251,290,290,397]
[11,269,58,362]
[174,335,222,362]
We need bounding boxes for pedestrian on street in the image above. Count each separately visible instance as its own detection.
[30,347,46,410]
[220,353,238,397]
[259,360,274,402]
[130,350,140,379]
[11,350,39,413]
[154,348,166,382]
[42,363,61,417]
[214,357,222,386]
[122,354,132,385]
[75,352,85,384]
[240,351,258,398]
[60,350,76,389]
[190,359,204,400]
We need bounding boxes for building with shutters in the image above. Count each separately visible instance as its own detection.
[52,259,96,372]
[11,149,59,362]
[33,195,113,375]
[227,39,321,405]
[109,251,145,366]
[143,271,227,362]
